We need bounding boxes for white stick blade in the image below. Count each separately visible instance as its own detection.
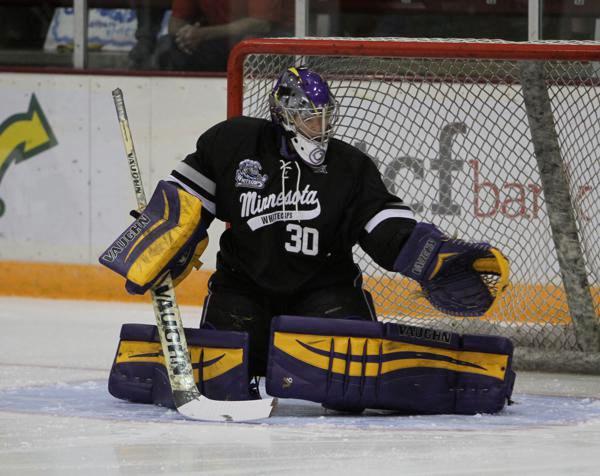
[177,396,276,422]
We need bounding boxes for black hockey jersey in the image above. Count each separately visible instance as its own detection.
[169,117,415,295]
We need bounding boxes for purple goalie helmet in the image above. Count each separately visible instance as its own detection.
[269,67,339,166]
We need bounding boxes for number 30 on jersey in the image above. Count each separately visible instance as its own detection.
[285,224,319,256]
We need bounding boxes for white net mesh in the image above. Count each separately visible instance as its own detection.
[232,38,600,372]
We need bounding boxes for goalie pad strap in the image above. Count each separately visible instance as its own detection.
[266,315,515,415]
[99,180,209,294]
[108,324,253,408]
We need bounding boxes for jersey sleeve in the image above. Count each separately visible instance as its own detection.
[171,0,202,21]
[167,121,222,219]
[248,0,287,23]
[353,157,417,271]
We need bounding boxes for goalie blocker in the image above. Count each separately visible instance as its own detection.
[99,180,210,294]
[267,315,515,414]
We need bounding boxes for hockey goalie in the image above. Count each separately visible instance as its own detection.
[101,66,515,415]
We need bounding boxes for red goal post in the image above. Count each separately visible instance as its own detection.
[227,37,600,373]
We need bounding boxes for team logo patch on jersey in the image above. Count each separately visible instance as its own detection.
[235,159,268,189]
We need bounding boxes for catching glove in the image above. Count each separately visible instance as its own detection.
[394,223,509,316]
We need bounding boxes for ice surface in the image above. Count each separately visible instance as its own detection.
[1,297,600,475]
[2,380,600,432]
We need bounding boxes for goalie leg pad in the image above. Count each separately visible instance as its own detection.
[108,323,253,408]
[266,315,515,415]
[99,180,209,295]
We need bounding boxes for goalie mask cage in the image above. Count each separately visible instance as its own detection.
[228,38,600,374]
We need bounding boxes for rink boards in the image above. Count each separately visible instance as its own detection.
[0,71,598,326]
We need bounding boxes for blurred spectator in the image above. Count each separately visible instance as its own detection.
[155,0,293,71]
[565,17,594,40]
[129,1,168,69]
[369,12,526,41]
[0,5,53,49]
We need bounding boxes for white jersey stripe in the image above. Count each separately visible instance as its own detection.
[168,176,217,215]
[364,208,415,233]
[175,162,216,195]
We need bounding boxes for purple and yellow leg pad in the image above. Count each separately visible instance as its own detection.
[108,324,253,408]
[266,316,515,415]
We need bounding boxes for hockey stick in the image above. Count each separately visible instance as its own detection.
[111,88,275,422]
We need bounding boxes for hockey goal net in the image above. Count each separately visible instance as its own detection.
[228,38,600,373]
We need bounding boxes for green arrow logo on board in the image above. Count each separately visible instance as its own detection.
[0,94,57,217]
